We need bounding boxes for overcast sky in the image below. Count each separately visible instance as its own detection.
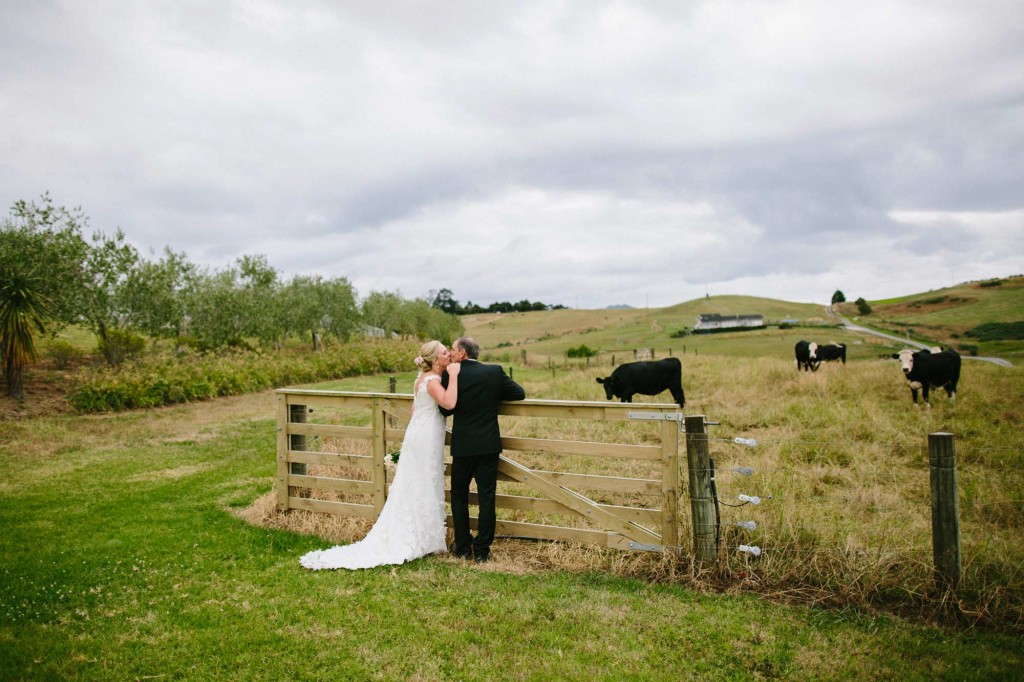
[2,1,1022,309]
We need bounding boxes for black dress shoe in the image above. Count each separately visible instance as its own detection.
[452,548,472,560]
[474,553,489,563]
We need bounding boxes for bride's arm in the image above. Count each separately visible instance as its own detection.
[426,365,459,410]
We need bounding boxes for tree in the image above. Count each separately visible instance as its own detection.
[855,297,872,315]
[431,288,459,314]
[320,277,360,343]
[280,276,320,349]
[1,194,90,330]
[183,267,247,349]
[121,248,194,345]
[0,268,50,400]
[236,254,280,347]
[362,291,405,337]
[81,229,140,364]
[831,290,846,304]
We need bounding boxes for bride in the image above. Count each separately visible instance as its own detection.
[299,340,460,570]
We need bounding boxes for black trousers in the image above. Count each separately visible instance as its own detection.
[450,454,498,557]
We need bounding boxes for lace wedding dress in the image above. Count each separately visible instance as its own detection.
[299,373,448,570]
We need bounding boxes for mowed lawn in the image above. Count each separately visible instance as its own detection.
[2,390,1023,681]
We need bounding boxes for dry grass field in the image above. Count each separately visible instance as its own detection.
[253,349,1023,631]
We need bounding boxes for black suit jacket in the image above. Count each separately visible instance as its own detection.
[441,360,525,457]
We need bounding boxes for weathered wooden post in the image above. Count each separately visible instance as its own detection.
[388,375,397,429]
[929,432,961,591]
[660,417,682,554]
[684,415,717,565]
[289,402,309,499]
[372,398,387,514]
[275,394,289,511]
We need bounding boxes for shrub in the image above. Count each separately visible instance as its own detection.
[97,329,146,366]
[566,344,597,358]
[68,339,417,413]
[855,297,872,315]
[46,339,84,370]
[965,321,1024,341]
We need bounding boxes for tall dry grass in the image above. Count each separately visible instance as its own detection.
[243,354,1024,630]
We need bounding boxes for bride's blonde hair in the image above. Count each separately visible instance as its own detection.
[416,340,444,372]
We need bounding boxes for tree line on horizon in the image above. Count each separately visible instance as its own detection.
[0,194,463,399]
[430,287,567,315]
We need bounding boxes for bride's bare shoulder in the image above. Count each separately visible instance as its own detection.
[415,373,440,392]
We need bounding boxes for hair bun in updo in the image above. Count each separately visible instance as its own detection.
[416,340,444,372]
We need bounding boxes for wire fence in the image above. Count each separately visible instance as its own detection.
[679,419,1023,570]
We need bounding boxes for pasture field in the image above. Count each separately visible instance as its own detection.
[3,352,1023,680]
[461,295,828,359]
[463,278,1023,363]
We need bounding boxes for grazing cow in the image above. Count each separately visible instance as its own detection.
[890,348,961,404]
[596,357,685,407]
[794,340,820,372]
[817,343,847,365]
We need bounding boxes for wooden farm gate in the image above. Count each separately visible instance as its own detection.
[275,389,685,553]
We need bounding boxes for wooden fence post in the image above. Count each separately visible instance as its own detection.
[660,418,682,554]
[684,415,717,565]
[289,403,308,499]
[388,375,397,429]
[929,432,961,591]
[275,394,289,511]
[372,398,387,514]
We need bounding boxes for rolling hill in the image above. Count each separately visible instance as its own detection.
[463,277,1023,363]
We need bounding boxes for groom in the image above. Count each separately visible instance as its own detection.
[440,337,525,563]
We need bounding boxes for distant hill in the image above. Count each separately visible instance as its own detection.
[836,274,1024,357]
[463,294,831,360]
[463,279,1023,362]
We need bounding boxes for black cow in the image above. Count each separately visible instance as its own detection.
[817,343,847,365]
[794,340,820,372]
[890,348,961,404]
[596,357,685,407]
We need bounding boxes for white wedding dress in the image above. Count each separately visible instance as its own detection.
[299,373,448,570]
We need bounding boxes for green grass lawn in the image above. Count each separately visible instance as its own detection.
[2,393,1023,680]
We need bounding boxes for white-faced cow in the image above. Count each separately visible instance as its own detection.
[596,357,685,407]
[817,343,847,365]
[794,340,820,372]
[890,348,961,405]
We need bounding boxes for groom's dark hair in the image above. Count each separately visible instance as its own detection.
[456,337,480,360]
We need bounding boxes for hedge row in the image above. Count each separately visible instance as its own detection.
[68,340,418,413]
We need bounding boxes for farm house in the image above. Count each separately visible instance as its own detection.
[692,313,765,332]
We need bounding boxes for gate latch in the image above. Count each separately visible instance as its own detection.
[627,411,684,422]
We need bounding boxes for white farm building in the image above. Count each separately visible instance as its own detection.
[693,313,765,332]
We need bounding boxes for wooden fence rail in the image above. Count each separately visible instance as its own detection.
[275,389,684,553]
[276,388,961,581]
